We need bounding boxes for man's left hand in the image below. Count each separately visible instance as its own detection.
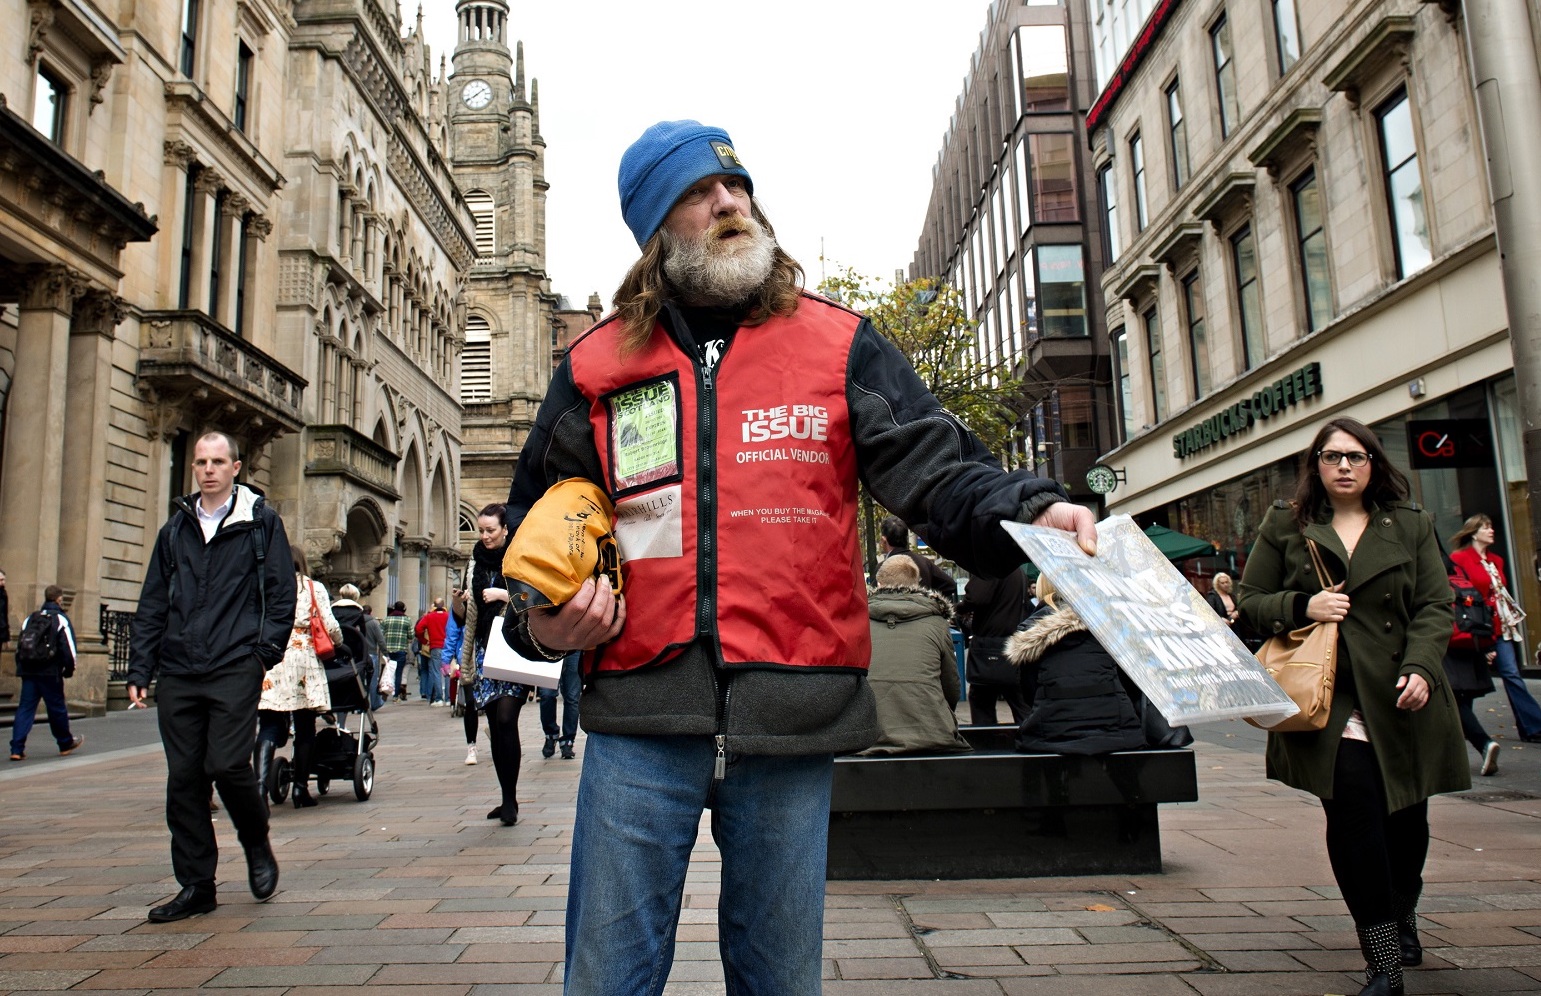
[1031,502,1098,557]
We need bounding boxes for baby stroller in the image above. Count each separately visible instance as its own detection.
[266,644,379,804]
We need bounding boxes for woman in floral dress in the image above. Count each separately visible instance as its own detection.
[255,547,340,809]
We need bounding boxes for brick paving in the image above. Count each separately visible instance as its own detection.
[1,699,1539,994]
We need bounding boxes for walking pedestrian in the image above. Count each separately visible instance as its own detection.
[380,601,411,701]
[1449,513,1541,742]
[502,118,1095,994]
[414,599,449,705]
[127,431,293,922]
[957,564,1033,724]
[1238,416,1467,996]
[466,503,527,823]
[537,653,581,759]
[361,603,387,707]
[8,585,84,761]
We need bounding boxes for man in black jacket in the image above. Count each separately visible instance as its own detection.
[127,432,295,922]
[880,515,958,605]
[957,569,1033,724]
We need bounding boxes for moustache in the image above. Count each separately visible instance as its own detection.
[708,216,755,240]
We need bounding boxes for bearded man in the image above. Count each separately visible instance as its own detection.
[504,119,1095,995]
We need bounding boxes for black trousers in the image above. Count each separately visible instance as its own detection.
[967,681,1029,726]
[155,657,269,888]
[1454,692,1493,756]
[1320,738,1428,927]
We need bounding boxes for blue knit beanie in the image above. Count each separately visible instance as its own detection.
[618,120,754,247]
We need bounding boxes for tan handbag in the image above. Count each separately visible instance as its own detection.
[1247,539,1337,732]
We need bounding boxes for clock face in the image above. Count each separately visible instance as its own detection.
[462,79,493,109]
[1086,465,1118,495]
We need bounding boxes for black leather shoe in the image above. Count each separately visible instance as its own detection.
[560,741,575,760]
[541,736,556,758]
[147,885,217,922]
[246,841,279,901]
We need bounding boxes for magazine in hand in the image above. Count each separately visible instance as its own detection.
[482,615,563,689]
[1003,516,1298,726]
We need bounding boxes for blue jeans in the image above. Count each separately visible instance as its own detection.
[537,653,581,743]
[1493,639,1541,739]
[9,675,73,755]
[418,654,443,702]
[565,733,832,995]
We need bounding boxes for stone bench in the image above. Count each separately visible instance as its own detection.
[827,725,1198,880]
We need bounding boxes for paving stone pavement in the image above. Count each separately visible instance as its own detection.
[1,699,1539,994]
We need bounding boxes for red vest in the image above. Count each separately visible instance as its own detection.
[567,297,871,675]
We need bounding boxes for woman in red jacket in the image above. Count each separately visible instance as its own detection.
[1449,514,1541,742]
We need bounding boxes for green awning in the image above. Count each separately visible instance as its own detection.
[1143,524,1217,561]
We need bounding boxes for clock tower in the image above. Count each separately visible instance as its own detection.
[448,0,560,526]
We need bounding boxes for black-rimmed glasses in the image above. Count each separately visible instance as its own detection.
[1317,450,1370,467]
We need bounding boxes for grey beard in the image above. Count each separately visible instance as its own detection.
[662,221,777,307]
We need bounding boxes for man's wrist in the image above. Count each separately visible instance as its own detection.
[521,614,566,661]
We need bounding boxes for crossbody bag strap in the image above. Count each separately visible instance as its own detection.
[1306,538,1335,589]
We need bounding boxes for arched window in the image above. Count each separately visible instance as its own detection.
[465,190,495,260]
[461,314,492,403]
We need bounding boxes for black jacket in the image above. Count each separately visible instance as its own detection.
[506,298,1068,756]
[127,485,295,685]
[470,539,509,652]
[1006,604,1146,755]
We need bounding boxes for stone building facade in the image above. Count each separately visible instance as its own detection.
[1085,0,1541,622]
[0,0,560,708]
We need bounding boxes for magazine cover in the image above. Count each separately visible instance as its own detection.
[1003,516,1297,726]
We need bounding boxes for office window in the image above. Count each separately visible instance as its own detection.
[180,0,200,77]
[1014,142,1031,237]
[1021,247,1039,342]
[208,189,227,318]
[1113,328,1135,438]
[1274,0,1302,73]
[1097,163,1120,264]
[466,190,496,258]
[178,166,200,309]
[1058,386,1095,449]
[1037,245,1087,338]
[1377,89,1432,278]
[234,42,253,133]
[1018,25,1070,112]
[1232,224,1264,368]
[31,67,66,143]
[1183,270,1210,397]
[1291,169,1332,331]
[1027,133,1079,223]
[1167,80,1190,189]
[1130,133,1148,231]
[1145,306,1166,421]
[1212,15,1239,138]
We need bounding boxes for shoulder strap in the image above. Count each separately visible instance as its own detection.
[1305,538,1335,588]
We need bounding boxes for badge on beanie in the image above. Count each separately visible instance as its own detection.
[712,141,742,170]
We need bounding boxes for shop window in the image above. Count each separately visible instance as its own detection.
[1017,25,1070,112]
[1183,269,1210,398]
[1167,79,1190,190]
[234,42,253,133]
[1145,306,1167,422]
[1376,88,1432,279]
[1028,133,1078,223]
[1231,224,1264,368]
[1037,245,1087,338]
[1291,169,1333,331]
[1212,14,1240,139]
[1097,162,1120,264]
[1130,132,1148,231]
[1274,0,1303,74]
[1113,327,1135,439]
[31,66,67,144]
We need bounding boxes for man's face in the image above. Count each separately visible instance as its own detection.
[661,174,751,242]
[192,437,240,503]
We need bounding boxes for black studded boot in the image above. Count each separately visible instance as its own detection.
[1390,889,1422,967]
[291,741,318,808]
[1357,922,1404,996]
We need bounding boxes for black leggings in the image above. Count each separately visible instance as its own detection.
[1454,693,1493,755]
[1320,738,1428,926]
[257,709,318,749]
[483,693,525,813]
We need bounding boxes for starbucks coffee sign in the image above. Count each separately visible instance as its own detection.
[1173,362,1322,459]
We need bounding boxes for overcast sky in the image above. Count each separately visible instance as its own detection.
[420,0,995,307]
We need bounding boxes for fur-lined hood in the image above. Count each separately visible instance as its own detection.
[867,585,954,625]
[1006,604,1088,666]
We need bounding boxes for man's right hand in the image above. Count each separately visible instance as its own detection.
[127,684,148,708]
[527,576,625,653]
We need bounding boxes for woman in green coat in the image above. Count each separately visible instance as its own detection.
[1238,417,1467,996]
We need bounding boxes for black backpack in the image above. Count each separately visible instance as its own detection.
[1451,572,1495,640]
[15,610,61,674]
